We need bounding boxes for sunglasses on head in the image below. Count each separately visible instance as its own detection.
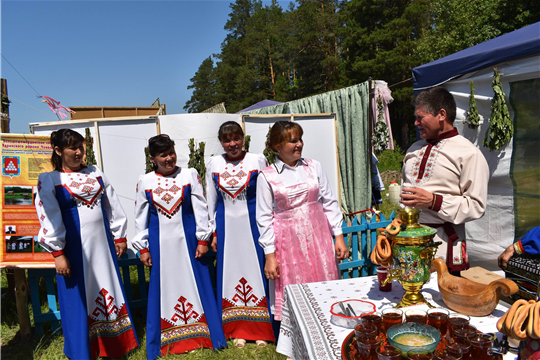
[149,134,170,145]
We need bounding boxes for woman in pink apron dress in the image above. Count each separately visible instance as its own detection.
[256,121,349,323]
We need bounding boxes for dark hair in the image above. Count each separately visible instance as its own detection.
[218,121,244,142]
[266,121,303,152]
[50,129,85,171]
[148,134,175,171]
[412,87,456,124]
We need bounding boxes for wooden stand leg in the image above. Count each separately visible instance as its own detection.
[14,268,32,340]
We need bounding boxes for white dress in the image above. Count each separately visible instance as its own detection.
[206,152,275,341]
[35,166,138,360]
[133,167,226,359]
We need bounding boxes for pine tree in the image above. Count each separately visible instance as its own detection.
[184,57,218,113]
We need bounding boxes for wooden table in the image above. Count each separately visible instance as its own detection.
[276,272,517,360]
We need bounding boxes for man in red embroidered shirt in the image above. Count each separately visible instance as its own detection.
[400,87,489,274]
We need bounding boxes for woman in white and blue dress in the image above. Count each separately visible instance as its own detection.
[132,134,226,359]
[35,129,138,360]
[206,121,275,348]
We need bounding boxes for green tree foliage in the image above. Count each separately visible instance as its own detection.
[483,68,513,152]
[244,135,251,152]
[263,126,277,164]
[84,128,97,166]
[185,0,537,147]
[184,57,218,113]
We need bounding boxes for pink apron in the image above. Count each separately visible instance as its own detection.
[263,159,339,320]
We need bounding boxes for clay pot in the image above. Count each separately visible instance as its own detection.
[431,258,519,316]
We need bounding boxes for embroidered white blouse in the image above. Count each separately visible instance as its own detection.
[256,158,343,255]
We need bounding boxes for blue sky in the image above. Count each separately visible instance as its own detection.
[1,1,289,134]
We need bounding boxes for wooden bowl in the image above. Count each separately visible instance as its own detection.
[431,258,519,316]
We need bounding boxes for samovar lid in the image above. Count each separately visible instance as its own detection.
[387,207,437,241]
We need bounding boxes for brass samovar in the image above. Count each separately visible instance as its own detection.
[382,207,440,308]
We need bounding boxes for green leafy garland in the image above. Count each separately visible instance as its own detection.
[84,128,97,166]
[464,81,480,129]
[372,91,390,154]
[263,126,277,165]
[244,135,251,152]
[188,138,206,192]
[144,147,153,174]
[483,68,513,152]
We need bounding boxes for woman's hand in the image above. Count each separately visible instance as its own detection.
[195,244,208,259]
[334,234,349,260]
[264,253,280,280]
[55,255,71,277]
[140,252,152,267]
[211,235,217,253]
[115,242,127,258]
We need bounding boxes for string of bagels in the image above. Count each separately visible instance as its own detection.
[370,218,403,267]
[497,299,540,340]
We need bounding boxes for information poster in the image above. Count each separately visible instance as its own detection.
[1,134,54,268]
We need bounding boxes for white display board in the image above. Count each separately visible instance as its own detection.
[244,114,339,197]
[30,116,159,248]
[29,112,341,256]
[158,113,241,167]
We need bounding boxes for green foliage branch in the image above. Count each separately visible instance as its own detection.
[372,91,390,154]
[244,135,251,152]
[464,81,480,129]
[84,128,97,166]
[262,126,277,165]
[483,68,513,152]
[188,138,206,192]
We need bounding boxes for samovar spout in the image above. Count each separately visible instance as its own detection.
[381,267,404,286]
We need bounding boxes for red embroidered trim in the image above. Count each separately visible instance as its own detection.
[52,250,65,257]
[61,166,85,173]
[198,241,209,246]
[224,152,246,162]
[155,167,179,177]
[139,248,149,254]
[212,232,217,237]
[416,144,433,181]
[114,238,127,244]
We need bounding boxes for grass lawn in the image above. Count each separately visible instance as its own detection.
[1,269,287,360]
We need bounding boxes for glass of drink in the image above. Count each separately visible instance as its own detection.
[407,350,434,360]
[448,337,471,360]
[452,325,477,341]
[427,308,449,337]
[357,338,382,360]
[447,314,470,339]
[355,323,379,343]
[376,345,402,360]
[382,308,403,337]
[405,309,428,324]
[469,335,495,360]
[377,266,392,291]
[362,311,383,336]
[433,349,462,360]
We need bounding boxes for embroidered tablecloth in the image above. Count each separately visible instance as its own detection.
[276,273,516,360]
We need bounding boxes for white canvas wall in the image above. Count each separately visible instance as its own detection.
[244,115,340,196]
[158,113,241,167]
[442,54,540,264]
